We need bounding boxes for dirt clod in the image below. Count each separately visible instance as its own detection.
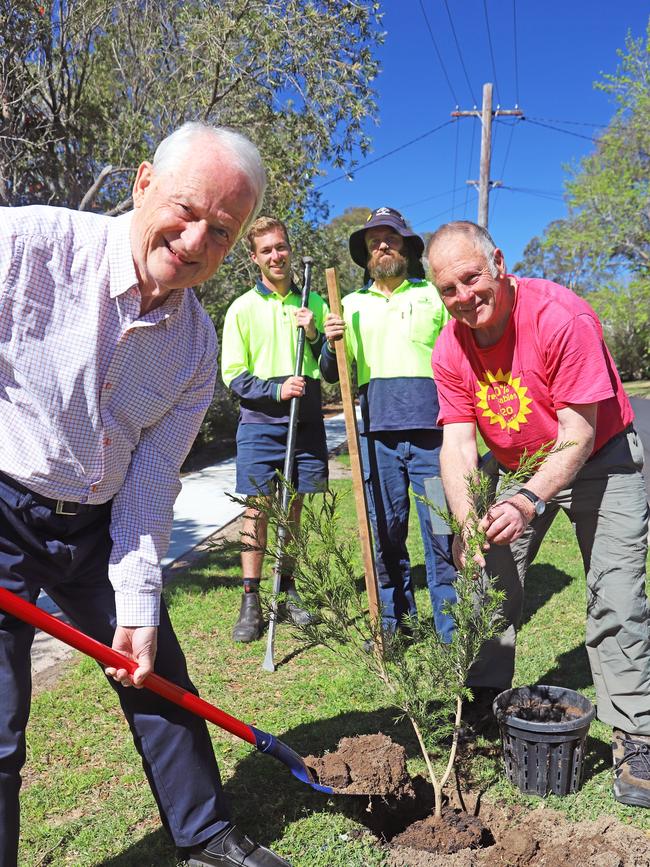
[391,808,488,855]
[304,732,413,797]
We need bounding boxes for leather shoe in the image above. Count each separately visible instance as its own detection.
[187,824,291,866]
[232,593,264,643]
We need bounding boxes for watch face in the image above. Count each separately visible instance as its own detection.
[534,499,546,516]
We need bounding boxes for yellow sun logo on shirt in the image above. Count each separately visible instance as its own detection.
[476,368,532,431]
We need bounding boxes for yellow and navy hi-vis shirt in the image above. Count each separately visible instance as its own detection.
[320,277,450,433]
[221,280,329,424]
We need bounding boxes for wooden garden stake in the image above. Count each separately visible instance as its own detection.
[325,267,384,658]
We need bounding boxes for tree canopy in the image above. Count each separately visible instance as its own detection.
[1,0,385,439]
[515,20,650,380]
[1,0,383,216]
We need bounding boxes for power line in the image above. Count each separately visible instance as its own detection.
[523,118,596,142]
[413,202,458,228]
[417,0,460,105]
[497,124,521,162]
[500,185,565,202]
[442,0,477,105]
[314,120,454,191]
[452,119,460,218]
[483,0,501,105]
[398,185,466,211]
[512,0,520,106]
[463,115,477,218]
[526,115,606,128]
[453,85,522,227]
[491,119,517,218]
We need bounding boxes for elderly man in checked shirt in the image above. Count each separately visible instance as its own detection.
[0,123,293,867]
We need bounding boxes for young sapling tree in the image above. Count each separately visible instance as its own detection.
[232,443,560,819]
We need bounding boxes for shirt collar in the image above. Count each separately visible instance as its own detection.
[364,277,423,295]
[107,212,139,299]
[255,278,301,299]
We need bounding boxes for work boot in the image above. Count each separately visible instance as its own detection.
[278,579,316,627]
[612,728,650,807]
[187,823,291,866]
[231,592,264,643]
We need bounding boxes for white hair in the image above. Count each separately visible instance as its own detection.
[152,121,267,236]
[427,220,500,277]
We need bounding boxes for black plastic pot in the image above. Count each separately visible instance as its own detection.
[493,684,595,797]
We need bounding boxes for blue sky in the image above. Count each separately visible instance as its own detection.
[316,1,649,268]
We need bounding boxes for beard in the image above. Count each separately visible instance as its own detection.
[367,249,408,281]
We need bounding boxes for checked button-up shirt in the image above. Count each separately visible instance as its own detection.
[0,206,218,626]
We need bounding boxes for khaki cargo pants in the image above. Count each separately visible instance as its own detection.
[469,427,650,736]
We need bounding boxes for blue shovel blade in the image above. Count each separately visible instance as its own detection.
[250,726,333,794]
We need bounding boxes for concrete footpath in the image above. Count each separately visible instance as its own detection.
[31,413,349,679]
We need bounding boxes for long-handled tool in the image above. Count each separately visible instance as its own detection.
[263,256,313,673]
[325,268,384,658]
[0,587,333,794]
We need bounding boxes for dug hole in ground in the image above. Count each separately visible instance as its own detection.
[305,727,650,866]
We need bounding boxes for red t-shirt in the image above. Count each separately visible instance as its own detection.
[432,276,634,469]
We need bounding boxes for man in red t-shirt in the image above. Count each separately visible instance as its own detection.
[428,220,650,809]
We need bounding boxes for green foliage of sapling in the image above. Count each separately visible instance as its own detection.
[233,441,564,816]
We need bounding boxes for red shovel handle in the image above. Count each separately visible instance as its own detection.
[0,587,256,746]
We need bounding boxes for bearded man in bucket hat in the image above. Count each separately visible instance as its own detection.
[320,207,456,641]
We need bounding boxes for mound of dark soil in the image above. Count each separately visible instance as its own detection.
[388,803,650,866]
[391,807,489,855]
[304,732,414,797]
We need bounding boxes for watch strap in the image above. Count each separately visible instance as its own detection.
[517,488,539,506]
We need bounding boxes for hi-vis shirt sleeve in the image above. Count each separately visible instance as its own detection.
[305,290,328,361]
[221,298,282,403]
[318,299,354,385]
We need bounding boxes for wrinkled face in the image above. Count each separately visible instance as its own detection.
[130,141,257,295]
[428,235,512,338]
[365,226,408,280]
[250,228,292,287]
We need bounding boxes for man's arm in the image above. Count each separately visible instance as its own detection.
[222,302,308,403]
[319,312,347,383]
[440,422,481,568]
[441,422,480,522]
[295,303,326,358]
[106,344,218,686]
[481,402,597,546]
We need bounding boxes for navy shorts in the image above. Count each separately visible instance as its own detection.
[235,422,328,495]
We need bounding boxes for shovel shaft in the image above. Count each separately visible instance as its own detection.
[264,257,313,672]
[0,587,256,745]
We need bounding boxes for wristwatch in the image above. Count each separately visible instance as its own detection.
[517,488,546,516]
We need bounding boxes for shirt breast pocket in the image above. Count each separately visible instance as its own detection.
[408,300,438,347]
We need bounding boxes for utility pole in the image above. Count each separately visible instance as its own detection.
[452,83,523,228]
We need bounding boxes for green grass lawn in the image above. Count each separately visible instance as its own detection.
[624,380,650,398]
[19,466,650,865]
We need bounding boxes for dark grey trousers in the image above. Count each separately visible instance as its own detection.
[469,428,650,736]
